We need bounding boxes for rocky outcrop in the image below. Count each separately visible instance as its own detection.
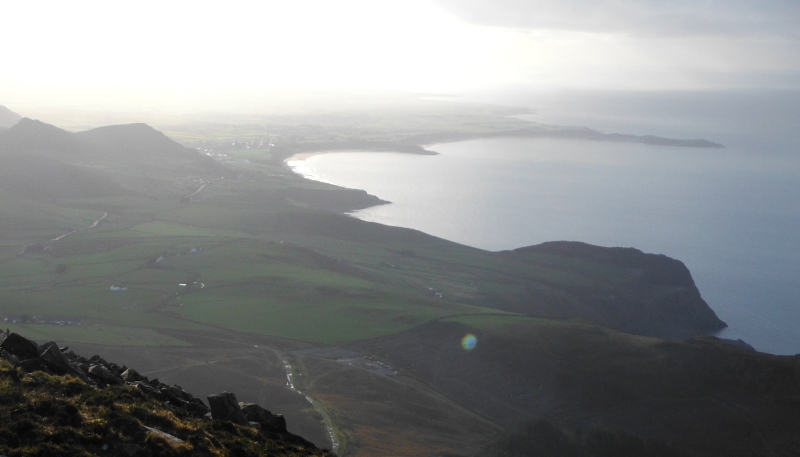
[0,331,318,450]
[208,391,249,425]
[0,332,212,416]
[240,402,288,434]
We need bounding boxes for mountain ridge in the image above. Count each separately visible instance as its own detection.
[0,105,22,128]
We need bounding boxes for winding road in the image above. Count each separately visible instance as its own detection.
[278,353,340,453]
[51,212,109,241]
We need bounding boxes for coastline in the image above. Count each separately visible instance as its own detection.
[284,150,394,185]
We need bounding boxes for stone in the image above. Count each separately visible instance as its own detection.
[88,364,124,385]
[207,392,248,425]
[249,421,264,433]
[161,387,187,406]
[143,426,184,445]
[120,368,140,382]
[38,342,93,385]
[19,358,47,373]
[0,348,19,365]
[167,385,187,400]
[240,402,288,433]
[0,333,40,360]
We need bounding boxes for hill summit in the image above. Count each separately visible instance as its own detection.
[0,105,22,129]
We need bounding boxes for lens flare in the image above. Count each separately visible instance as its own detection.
[461,334,477,350]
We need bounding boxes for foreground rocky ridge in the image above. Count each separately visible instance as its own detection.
[0,332,331,457]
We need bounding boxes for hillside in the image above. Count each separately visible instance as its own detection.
[500,242,726,338]
[0,105,21,128]
[353,316,800,457]
[0,332,332,456]
[0,119,231,198]
[0,110,776,456]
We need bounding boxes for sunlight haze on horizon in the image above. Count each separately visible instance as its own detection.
[2,0,799,112]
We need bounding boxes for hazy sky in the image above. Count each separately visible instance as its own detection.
[2,0,798,110]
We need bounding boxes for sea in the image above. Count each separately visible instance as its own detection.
[287,89,800,355]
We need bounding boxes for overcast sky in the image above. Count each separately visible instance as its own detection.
[2,0,798,110]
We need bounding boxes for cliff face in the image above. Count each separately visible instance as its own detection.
[499,241,727,339]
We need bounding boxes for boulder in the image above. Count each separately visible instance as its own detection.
[0,333,40,360]
[161,387,187,406]
[88,364,124,385]
[120,368,143,383]
[38,342,94,385]
[240,402,287,433]
[0,348,19,365]
[19,358,47,373]
[207,392,248,425]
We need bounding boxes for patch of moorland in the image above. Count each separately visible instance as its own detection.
[351,315,800,457]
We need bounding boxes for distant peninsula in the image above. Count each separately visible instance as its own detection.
[272,124,724,160]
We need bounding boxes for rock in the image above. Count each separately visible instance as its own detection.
[38,342,94,385]
[0,333,40,360]
[88,355,106,365]
[19,358,47,373]
[240,403,288,433]
[0,348,20,365]
[133,381,166,400]
[249,421,264,433]
[184,400,211,416]
[120,368,140,382]
[143,426,184,445]
[161,387,187,406]
[167,385,187,400]
[88,364,124,385]
[207,391,248,425]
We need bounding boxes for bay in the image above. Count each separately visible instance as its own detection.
[287,90,800,355]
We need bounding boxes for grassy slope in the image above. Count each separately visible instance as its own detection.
[351,314,800,457]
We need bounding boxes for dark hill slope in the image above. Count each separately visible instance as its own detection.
[0,119,233,198]
[0,120,131,198]
[0,105,21,128]
[0,153,129,199]
[353,317,800,457]
[497,241,726,338]
[77,123,231,177]
[0,118,87,156]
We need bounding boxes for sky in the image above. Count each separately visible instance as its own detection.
[2,0,798,111]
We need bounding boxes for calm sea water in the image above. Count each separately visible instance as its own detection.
[288,89,800,354]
